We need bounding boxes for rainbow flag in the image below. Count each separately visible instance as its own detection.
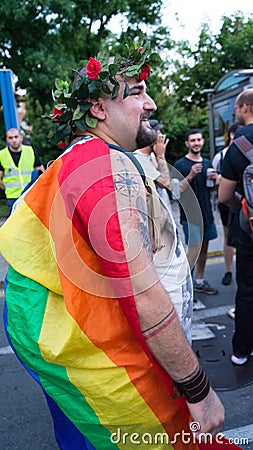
[0,137,239,449]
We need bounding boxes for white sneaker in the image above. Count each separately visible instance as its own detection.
[227,308,235,319]
[231,351,253,366]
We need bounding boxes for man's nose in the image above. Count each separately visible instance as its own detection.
[144,93,157,112]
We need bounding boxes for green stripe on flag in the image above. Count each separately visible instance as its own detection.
[5,265,114,448]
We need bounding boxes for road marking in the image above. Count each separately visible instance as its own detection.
[193,298,206,310]
[192,323,216,340]
[192,305,234,340]
[206,254,236,265]
[193,304,234,321]
[224,423,253,443]
[192,322,227,341]
[0,345,13,355]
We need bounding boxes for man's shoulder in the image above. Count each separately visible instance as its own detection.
[174,155,186,166]
[22,144,36,150]
[222,139,249,181]
[230,132,253,167]
[66,136,108,154]
[21,144,34,153]
[234,123,253,138]
[230,133,253,156]
[133,150,149,159]
[134,151,160,181]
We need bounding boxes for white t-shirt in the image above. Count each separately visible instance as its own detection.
[134,150,172,210]
[134,150,193,342]
[153,196,193,343]
[212,147,228,173]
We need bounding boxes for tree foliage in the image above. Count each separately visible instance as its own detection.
[170,13,253,109]
[154,12,253,162]
[0,0,164,105]
[0,0,165,163]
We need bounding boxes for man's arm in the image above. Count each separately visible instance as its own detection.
[111,150,224,437]
[177,162,202,193]
[152,133,171,189]
[33,148,45,172]
[34,164,45,172]
[0,169,5,191]
[219,176,241,207]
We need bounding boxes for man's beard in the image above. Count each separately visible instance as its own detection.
[237,117,245,126]
[135,123,157,149]
[191,148,201,154]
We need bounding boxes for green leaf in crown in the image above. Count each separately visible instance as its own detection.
[49,39,162,145]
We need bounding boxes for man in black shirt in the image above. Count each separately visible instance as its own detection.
[174,129,219,295]
[219,88,253,365]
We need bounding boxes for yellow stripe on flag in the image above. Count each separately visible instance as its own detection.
[0,200,62,295]
[39,290,173,449]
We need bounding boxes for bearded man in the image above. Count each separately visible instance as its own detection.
[0,45,225,449]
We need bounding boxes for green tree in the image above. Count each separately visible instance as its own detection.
[0,0,165,107]
[0,0,168,163]
[170,13,253,109]
[153,12,253,162]
[217,13,253,71]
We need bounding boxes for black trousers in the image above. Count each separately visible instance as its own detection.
[232,227,253,357]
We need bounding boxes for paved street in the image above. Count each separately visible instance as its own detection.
[1,208,253,449]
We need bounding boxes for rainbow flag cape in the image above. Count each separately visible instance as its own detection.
[0,137,239,449]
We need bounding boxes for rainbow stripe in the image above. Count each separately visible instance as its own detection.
[1,138,234,449]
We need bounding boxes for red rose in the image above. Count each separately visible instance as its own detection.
[58,141,67,150]
[138,47,143,53]
[138,65,151,82]
[53,106,64,122]
[86,57,101,80]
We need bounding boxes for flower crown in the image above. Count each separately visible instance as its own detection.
[49,40,161,145]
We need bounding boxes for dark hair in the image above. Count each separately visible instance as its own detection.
[185,128,203,141]
[228,122,241,136]
[225,122,241,146]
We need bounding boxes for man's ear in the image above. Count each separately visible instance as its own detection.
[89,98,106,120]
[242,103,248,113]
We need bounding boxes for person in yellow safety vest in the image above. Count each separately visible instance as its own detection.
[0,128,44,213]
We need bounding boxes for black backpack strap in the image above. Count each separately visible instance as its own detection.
[107,143,146,183]
[233,135,253,163]
[233,135,253,236]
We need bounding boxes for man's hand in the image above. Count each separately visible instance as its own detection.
[187,387,225,440]
[190,162,203,178]
[179,162,202,192]
[0,180,5,191]
[153,131,169,159]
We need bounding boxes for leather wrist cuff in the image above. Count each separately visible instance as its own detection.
[174,364,210,404]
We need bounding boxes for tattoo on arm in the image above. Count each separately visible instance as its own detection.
[157,158,170,177]
[112,152,152,258]
[114,154,141,208]
[143,307,176,339]
[136,195,153,259]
